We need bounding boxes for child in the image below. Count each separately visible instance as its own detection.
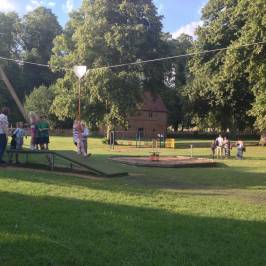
[211,140,216,159]
[223,137,231,159]
[39,115,50,150]
[9,122,25,163]
[73,120,86,156]
[236,139,245,160]
[28,111,38,150]
[13,122,25,150]
[81,121,91,157]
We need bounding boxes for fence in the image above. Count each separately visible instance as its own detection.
[109,131,165,150]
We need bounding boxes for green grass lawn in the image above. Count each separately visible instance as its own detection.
[0,137,266,265]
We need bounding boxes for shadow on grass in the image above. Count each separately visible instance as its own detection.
[0,191,265,266]
[1,165,266,193]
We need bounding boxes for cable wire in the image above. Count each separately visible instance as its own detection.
[87,40,266,73]
[0,40,265,72]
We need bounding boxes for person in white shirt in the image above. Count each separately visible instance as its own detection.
[0,107,9,164]
[215,134,224,159]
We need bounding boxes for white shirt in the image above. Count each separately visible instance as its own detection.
[216,136,223,147]
[0,114,8,135]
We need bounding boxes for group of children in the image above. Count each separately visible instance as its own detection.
[211,135,245,159]
[10,112,91,158]
[28,112,50,150]
[73,120,91,157]
[10,112,50,151]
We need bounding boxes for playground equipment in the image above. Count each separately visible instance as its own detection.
[109,130,165,150]
[149,139,160,161]
[109,156,217,168]
[0,66,28,121]
[6,149,128,177]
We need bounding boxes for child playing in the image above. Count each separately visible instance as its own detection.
[38,115,50,150]
[81,121,91,157]
[13,122,25,150]
[236,139,245,160]
[211,140,216,159]
[9,122,25,163]
[223,137,231,159]
[73,120,89,157]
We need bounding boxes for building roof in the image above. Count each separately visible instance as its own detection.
[138,91,168,113]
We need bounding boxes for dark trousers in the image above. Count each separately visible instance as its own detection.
[0,134,7,162]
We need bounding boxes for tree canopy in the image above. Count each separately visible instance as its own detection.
[0,0,265,134]
[185,0,266,132]
[0,7,61,122]
[50,0,167,128]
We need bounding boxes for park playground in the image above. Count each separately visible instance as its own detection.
[0,0,266,264]
[1,136,266,265]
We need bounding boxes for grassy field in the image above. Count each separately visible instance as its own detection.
[0,137,266,265]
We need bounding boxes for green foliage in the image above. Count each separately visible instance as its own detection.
[24,85,54,115]
[50,0,166,128]
[186,0,266,132]
[0,12,20,57]
[0,8,62,122]
[19,7,62,92]
[161,34,193,130]
[24,85,71,128]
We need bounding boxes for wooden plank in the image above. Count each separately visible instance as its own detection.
[0,66,28,121]
[6,150,128,177]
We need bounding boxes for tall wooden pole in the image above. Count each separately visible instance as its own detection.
[0,66,28,121]
[78,79,81,122]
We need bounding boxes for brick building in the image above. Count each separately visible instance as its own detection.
[126,91,168,138]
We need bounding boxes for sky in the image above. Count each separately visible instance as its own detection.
[0,0,207,38]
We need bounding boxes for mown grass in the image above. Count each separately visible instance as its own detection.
[0,137,266,265]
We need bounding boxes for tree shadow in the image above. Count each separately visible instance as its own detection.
[0,191,265,266]
[1,164,266,195]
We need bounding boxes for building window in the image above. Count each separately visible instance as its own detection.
[148,112,153,118]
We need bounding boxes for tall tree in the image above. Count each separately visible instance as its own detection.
[185,0,265,132]
[19,7,62,94]
[162,33,193,131]
[0,12,23,122]
[50,0,166,130]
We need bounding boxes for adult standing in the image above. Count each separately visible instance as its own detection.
[0,107,9,164]
[215,134,224,159]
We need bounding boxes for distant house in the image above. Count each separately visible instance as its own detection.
[126,91,168,138]
[100,91,168,138]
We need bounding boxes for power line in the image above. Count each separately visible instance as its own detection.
[0,40,265,72]
[0,56,49,68]
[87,40,266,73]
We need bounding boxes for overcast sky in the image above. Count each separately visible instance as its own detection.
[0,0,207,38]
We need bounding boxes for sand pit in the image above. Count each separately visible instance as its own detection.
[109,156,217,168]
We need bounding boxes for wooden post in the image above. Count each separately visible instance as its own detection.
[0,66,28,121]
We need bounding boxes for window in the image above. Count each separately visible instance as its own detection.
[148,112,153,118]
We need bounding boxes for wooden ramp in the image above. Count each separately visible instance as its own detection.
[6,150,128,178]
